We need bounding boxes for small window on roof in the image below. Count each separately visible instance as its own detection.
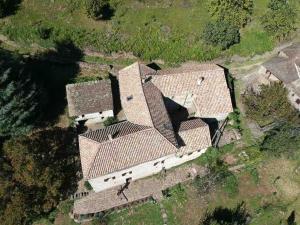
[127,95,133,101]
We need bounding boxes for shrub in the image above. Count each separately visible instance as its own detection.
[85,0,109,20]
[202,21,240,50]
[36,25,52,40]
[208,0,254,28]
[84,181,93,191]
[243,82,300,127]
[103,117,118,127]
[261,0,296,40]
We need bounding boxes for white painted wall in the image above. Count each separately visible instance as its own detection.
[88,148,207,192]
[75,110,114,122]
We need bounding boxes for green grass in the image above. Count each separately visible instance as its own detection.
[107,201,163,225]
[161,184,188,225]
[3,0,297,63]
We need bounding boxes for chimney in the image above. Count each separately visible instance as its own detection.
[197,77,204,86]
[108,133,113,141]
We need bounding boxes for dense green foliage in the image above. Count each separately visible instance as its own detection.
[261,0,296,40]
[243,82,299,126]
[202,21,240,50]
[0,128,78,225]
[0,49,43,137]
[85,0,109,20]
[103,117,119,127]
[208,0,254,27]
[261,124,300,157]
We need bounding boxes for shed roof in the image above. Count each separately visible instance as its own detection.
[66,80,113,117]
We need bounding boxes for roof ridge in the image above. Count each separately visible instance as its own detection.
[66,79,109,88]
[155,68,224,76]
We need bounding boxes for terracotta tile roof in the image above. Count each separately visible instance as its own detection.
[79,124,177,179]
[143,82,178,147]
[178,118,208,131]
[66,80,113,117]
[149,65,233,117]
[177,118,211,154]
[81,121,150,143]
[118,63,153,126]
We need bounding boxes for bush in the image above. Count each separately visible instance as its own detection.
[103,117,118,127]
[202,21,240,50]
[208,0,253,28]
[36,25,52,40]
[85,0,109,20]
[84,181,93,191]
[261,0,296,40]
[243,82,300,127]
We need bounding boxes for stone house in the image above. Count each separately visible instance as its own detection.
[260,44,300,109]
[66,80,114,123]
[79,62,233,193]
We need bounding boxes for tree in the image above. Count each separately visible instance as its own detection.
[202,21,240,49]
[103,116,118,127]
[208,0,253,28]
[0,127,78,224]
[0,49,43,137]
[261,123,300,157]
[85,0,109,20]
[243,82,300,127]
[261,0,296,40]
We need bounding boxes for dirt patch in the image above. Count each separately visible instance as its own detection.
[223,154,238,165]
[181,185,207,225]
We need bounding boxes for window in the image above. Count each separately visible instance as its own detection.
[104,178,110,182]
[122,173,127,176]
[179,155,183,158]
[112,176,116,180]
[99,111,103,114]
[129,171,132,174]
[82,114,85,117]
[127,95,133,101]
[197,149,201,152]
[187,152,193,156]
[161,160,165,164]
[154,162,159,166]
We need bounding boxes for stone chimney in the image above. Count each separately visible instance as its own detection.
[108,134,113,141]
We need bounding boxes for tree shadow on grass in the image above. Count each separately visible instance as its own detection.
[200,201,251,225]
[29,40,83,126]
[0,0,21,18]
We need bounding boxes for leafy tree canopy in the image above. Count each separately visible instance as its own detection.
[0,49,43,137]
[202,21,240,50]
[261,0,296,40]
[208,0,253,28]
[243,82,300,127]
[0,127,78,225]
[261,123,300,157]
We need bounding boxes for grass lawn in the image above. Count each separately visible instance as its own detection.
[107,201,163,225]
[2,0,299,64]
